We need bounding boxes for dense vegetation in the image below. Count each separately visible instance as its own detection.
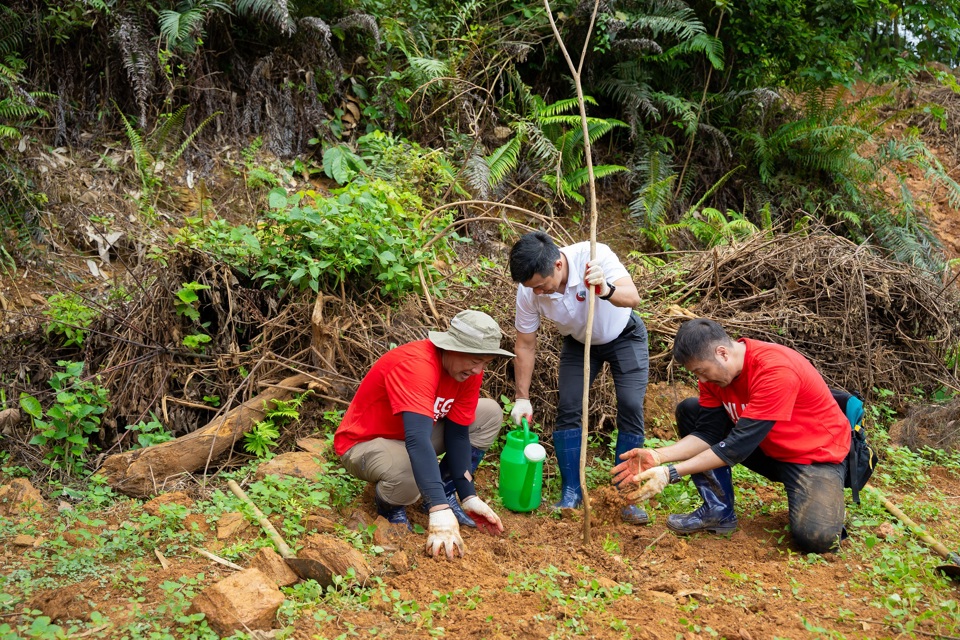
[3,0,960,271]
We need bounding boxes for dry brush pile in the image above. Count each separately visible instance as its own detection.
[3,227,960,480]
[638,230,960,403]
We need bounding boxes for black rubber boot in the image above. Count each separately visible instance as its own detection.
[666,466,738,535]
[552,429,584,509]
[428,447,486,528]
[374,488,412,531]
[615,431,649,525]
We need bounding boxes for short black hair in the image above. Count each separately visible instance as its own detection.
[509,231,561,283]
[672,318,733,366]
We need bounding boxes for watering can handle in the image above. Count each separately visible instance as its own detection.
[521,416,530,438]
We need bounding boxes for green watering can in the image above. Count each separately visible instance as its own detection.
[498,417,546,512]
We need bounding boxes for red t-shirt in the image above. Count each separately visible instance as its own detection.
[333,340,481,456]
[699,338,851,464]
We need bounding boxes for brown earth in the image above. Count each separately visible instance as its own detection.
[5,383,960,639]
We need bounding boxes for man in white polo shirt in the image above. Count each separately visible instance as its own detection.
[508,231,650,524]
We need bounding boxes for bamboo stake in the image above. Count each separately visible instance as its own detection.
[543,0,602,546]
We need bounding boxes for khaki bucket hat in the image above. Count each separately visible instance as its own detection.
[428,310,515,357]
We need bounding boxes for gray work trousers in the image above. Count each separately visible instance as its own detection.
[677,397,847,553]
[556,313,649,437]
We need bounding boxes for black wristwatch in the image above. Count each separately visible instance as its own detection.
[667,465,682,484]
[599,282,616,300]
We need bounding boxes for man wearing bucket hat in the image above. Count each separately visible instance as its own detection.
[334,310,513,558]
[508,231,650,525]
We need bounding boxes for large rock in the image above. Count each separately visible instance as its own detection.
[298,534,372,586]
[189,568,284,635]
[249,547,298,587]
[0,478,50,516]
[254,452,324,481]
[295,438,329,459]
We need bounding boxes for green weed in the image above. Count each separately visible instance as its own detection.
[42,293,98,347]
[20,362,110,477]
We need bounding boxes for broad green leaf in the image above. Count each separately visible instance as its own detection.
[19,393,42,419]
[268,188,288,209]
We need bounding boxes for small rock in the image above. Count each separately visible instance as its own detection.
[303,514,337,534]
[216,512,250,540]
[388,550,410,574]
[345,509,372,532]
[595,576,619,592]
[738,628,754,640]
[372,516,408,547]
[249,547,298,587]
[876,522,897,540]
[143,491,194,516]
[189,568,284,635]
[254,452,325,481]
[57,501,74,513]
[11,534,37,547]
[0,478,50,516]
[296,438,329,458]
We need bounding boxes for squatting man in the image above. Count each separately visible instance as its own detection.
[334,310,513,558]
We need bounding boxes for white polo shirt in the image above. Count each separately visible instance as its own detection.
[515,241,633,345]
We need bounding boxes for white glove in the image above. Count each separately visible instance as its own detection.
[461,496,504,535]
[584,259,610,297]
[510,399,533,426]
[626,466,670,503]
[426,508,464,559]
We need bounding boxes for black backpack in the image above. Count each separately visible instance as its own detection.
[831,389,879,504]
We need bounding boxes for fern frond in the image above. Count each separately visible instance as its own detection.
[631,5,704,41]
[112,14,154,127]
[236,0,295,35]
[463,152,491,199]
[407,56,449,86]
[168,110,222,164]
[520,120,561,168]
[0,6,23,59]
[666,32,723,70]
[485,136,522,187]
[152,105,189,152]
[562,164,628,191]
[116,104,150,178]
[613,38,662,56]
[336,13,381,46]
[535,96,597,118]
[159,8,206,49]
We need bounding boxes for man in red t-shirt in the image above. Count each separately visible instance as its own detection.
[612,318,852,553]
[335,310,514,558]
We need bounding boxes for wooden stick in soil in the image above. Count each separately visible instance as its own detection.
[543,0,602,546]
[227,479,295,558]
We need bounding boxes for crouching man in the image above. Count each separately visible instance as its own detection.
[613,318,850,553]
[334,310,513,558]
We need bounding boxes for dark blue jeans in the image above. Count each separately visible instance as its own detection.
[676,397,847,553]
[556,314,649,437]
